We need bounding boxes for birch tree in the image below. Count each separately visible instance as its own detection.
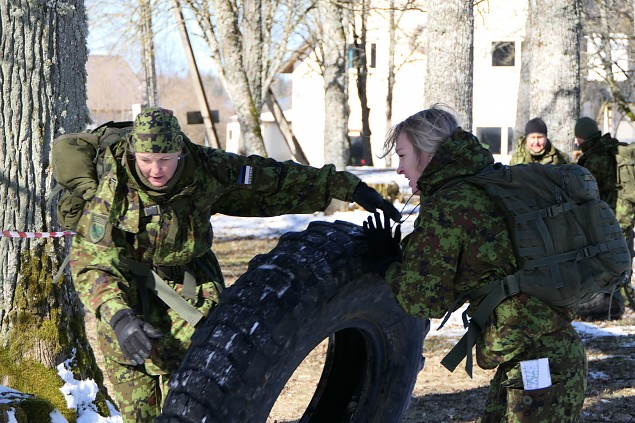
[352,0,373,165]
[423,0,474,130]
[517,0,581,153]
[581,0,635,123]
[317,0,350,170]
[179,0,315,156]
[140,0,159,106]
[384,0,425,165]
[0,0,110,418]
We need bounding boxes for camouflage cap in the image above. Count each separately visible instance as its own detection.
[131,107,183,153]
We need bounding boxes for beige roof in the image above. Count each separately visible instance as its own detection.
[87,55,143,123]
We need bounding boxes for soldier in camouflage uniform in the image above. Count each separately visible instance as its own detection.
[363,105,587,422]
[574,117,635,316]
[69,107,400,422]
[510,117,571,165]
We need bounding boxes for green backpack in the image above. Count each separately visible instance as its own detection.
[51,121,133,230]
[440,162,632,376]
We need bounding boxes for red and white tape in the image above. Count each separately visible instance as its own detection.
[1,230,75,238]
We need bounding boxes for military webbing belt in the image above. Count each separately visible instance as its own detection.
[440,275,520,378]
[124,259,204,327]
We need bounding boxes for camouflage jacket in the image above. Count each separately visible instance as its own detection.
[69,137,360,367]
[577,133,619,210]
[509,136,571,165]
[384,129,574,370]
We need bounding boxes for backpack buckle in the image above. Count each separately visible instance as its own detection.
[582,245,599,258]
[501,275,520,297]
[541,202,571,218]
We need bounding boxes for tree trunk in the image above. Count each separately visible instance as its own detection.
[516,33,532,140]
[0,0,108,415]
[385,0,396,166]
[242,0,263,112]
[354,0,373,166]
[140,0,159,107]
[211,0,266,156]
[319,0,349,170]
[424,0,474,130]
[526,0,581,154]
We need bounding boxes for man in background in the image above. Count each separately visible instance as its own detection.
[574,116,635,318]
[510,117,570,165]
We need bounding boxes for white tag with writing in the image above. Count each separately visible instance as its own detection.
[520,358,552,390]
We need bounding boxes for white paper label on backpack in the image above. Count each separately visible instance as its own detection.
[520,358,552,390]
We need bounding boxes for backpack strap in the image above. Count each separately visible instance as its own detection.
[46,183,66,212]
[440,275,520,377]
[123,259,204,327]
[624,283,635,311]
[147,269,203,326]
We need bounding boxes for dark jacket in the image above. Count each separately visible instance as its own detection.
[577,132,619,210]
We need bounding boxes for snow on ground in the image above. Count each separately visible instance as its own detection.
[210,167,417,241]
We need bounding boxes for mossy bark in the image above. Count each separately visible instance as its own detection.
[1,244,112,421]
[0,1,113,421]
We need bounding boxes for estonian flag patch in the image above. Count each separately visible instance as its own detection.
[237,165,253,185]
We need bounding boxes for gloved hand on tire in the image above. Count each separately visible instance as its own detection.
[110,309,163,366]
[363,210,402,276]
[353,182,402,223]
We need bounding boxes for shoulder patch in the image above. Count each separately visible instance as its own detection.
[89,213,109,243]
[237,165,253,186]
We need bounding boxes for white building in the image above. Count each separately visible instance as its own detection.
[226,0,633,167]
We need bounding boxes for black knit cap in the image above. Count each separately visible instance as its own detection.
[525,117,548,136]
[574,117,601,140]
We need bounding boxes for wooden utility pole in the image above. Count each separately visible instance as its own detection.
[265,88,309,164]
[171,0,220,148]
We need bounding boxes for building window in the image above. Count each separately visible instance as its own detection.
[348,44,361,68]
[492,41,515,67]
[349,43,376,69]
[370,43,376,68]
[476,127,502,154]
[508,127,515,154]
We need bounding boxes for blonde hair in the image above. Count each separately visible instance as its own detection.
[382,104,459,158]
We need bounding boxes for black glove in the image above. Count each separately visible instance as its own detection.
[110,309,163,366]
[362,210,402,276]
[353,182,402,223]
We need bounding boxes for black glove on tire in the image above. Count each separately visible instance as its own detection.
[353,182,402,223]
[363,210,402,276]
[110,309,163,366]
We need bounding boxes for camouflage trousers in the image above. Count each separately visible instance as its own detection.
[102,354,170,422]
[481,325,587,422]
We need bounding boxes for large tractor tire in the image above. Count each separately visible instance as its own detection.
[157,220,429,423]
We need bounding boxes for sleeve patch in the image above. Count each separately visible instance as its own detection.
[237,165,253,186]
